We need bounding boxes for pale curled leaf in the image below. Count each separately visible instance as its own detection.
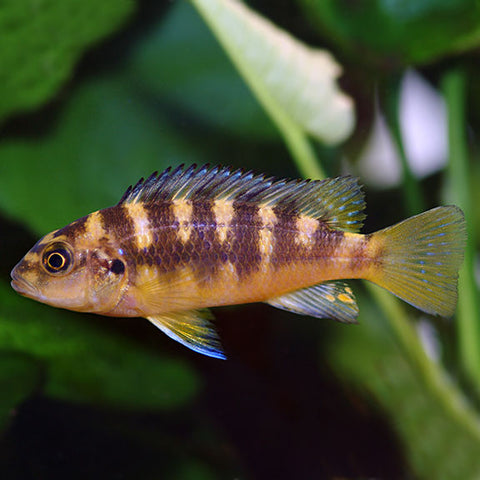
[190,0,355,145]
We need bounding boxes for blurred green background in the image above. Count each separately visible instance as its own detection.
[1,0,480,479]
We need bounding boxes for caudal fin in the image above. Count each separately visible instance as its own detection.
[371,206,466,316]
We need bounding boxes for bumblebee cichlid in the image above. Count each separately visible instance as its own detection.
[11,165,466,359]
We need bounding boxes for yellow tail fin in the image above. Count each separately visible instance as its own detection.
[371,206,466,316]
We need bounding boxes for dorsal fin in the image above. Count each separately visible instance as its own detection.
[119,164,366,232]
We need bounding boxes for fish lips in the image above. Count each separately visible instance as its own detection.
[10,264,39,299]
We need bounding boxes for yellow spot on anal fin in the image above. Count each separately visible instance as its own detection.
[338,293,355,304]
[266,281,358,323]
[213,200,234,244]
[324,293,336,303]
[125,203,153,250]
[172,199,193,243]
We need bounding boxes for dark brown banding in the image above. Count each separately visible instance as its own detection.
[100,205,136,242]
[142,201,181,273]
[144,201,176,232]
[78,253,88,268]
[228,202,262,278]
[98,206,139,277]
[53,215,88,241]
[312,224,345,261]
[183,200,222,281]
[271,202,299,267]
[349,233,382,271]
[30,241,48,255]
[347,234,367,271]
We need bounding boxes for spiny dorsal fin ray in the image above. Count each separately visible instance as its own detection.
[119,164,366,232]
[147,310,226,359]
[266,281,359,323]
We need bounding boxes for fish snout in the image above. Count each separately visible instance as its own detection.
[10,263,39,298]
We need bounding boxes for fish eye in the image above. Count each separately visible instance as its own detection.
[42,243,73,275]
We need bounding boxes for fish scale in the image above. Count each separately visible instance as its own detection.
[11,164,466,359]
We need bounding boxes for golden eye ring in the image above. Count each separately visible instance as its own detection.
[42,243,73,275]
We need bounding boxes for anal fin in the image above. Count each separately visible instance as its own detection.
[266,281,358,323]
[147,310,226,359]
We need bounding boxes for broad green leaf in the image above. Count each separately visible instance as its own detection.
[190,0,355,145]
[130,1,277,140]
[329,297,480,479]
[0,281,200,410]
[0,0,134,123]
[0,76,206,234]
[0,351,42,432]
[300,0,480,66]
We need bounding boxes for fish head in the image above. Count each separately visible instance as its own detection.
[11,221,129,315]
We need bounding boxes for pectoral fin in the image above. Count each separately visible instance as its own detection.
[147,310,226,359]
[137,269,204,313]
[266,281,358,323]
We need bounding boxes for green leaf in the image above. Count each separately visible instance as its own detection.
[442,69,480,392]
[190,0,355,146]
[0,351,42,432]
[0,75,206,234]
[0,0,135,123]
[300,0,480,66]
[130,1,277,140]
[0,52,208,414]
[0,281,200,410]
[329,296,480,478]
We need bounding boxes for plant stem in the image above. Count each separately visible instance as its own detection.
[192,0,480,441]
[281,126,325,179]
[190,0,326,180]
[282,108,480,441]
[367,283,480,441]
[442,68,480,389]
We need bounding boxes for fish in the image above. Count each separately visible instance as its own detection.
[11,164,466,359]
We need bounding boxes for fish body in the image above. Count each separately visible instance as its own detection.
[11,165,466,358]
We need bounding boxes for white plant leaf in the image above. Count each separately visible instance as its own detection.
[190,0,355,145]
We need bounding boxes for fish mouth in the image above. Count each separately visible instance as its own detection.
[10,267,39,298]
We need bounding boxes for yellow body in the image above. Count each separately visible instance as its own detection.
[10,165,466,359]
[130,230,370,314]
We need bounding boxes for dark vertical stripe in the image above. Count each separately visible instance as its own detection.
[142,201,180,272]
[53,215,88,241]
[100,205,135,241]
[184,200,222,281]
[30,240,50,255]
[271,203,299,267]
[228,202,262,278]
[312,223,345,261]
[98,206,138,276]
[348,233,376,271]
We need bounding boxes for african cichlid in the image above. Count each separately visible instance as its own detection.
[11,164,466,359]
